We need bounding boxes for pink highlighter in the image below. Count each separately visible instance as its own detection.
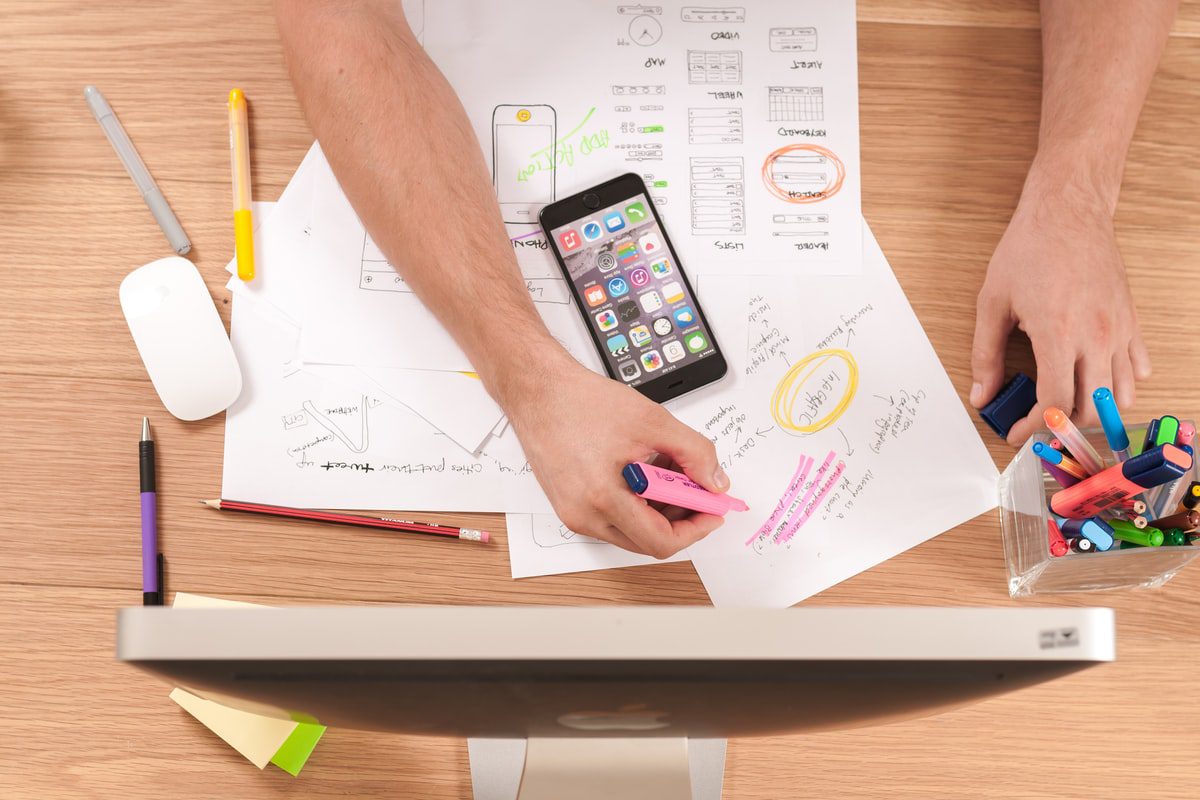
[623,462,748,516]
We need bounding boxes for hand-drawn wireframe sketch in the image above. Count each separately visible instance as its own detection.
[769,348,858,435]
[531,518,607,548]
[771,213,830,237]
[767,86,824,121]
[687,50,743,84]
[688,107,744,144]
[616,143,664,161]
[761,143,845,204]
[359,233,409,293]
[690,156,745,235]
[769,26,817,52]
[492,104,556,225]
[612,84,667,95]
[301,395,373,454]
[625,11,663,46]
[680,6,745,23]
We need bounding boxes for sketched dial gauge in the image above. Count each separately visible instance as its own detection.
[630,15,663,46]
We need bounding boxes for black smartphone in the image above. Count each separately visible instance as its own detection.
[539,173,728,403]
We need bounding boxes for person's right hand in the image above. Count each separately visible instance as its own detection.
[499,354,730,558]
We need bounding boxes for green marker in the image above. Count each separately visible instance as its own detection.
[1161,528,1187,547]
[1110,518,1163,547]
[1155,416,1180,448]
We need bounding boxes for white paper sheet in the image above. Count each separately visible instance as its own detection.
[297,154,603,373]
[505,513,690,579]
[668,226,998,607]
[221,295,554,513]
[421,0,863,277]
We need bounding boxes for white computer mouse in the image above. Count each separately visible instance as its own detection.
[119,256,242,421]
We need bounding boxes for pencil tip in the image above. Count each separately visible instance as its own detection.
[141,416,151,440]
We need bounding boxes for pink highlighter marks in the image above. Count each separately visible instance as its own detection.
[623,462,748,516]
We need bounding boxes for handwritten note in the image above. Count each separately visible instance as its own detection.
[672,225,998,607]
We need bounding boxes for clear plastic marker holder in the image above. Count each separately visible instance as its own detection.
[999,422,1200,597]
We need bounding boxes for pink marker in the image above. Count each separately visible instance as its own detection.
[623,462,748,516]
[1179,422,1196,448]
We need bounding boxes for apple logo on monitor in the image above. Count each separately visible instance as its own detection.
[557,705,671,731]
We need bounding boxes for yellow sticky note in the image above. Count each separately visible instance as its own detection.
[169,593,303,771]
[170,688,298,769]
[171,591,263,610]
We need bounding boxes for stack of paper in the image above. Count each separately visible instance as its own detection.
[221,0,1000,607]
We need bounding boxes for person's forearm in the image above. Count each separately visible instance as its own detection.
[1027,0,1177,213]
[276,0,570,406]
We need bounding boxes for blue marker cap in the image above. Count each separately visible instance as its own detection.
[1123,444,1192,489]
[1032,441,1063,465]
[1092,388,1129,451]
[1057,516,1115,551]
[979,372,1038,439]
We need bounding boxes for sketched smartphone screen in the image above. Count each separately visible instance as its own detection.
[540,174,727,404]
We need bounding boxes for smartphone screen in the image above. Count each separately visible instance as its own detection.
[542,175,726,402]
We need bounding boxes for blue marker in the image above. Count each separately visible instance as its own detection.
[1055,515,1116,552]
[1092,387,1130,463]
[1033,441,1064,465]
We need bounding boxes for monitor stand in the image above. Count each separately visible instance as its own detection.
[468,737,726,800]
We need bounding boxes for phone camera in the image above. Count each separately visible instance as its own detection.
[582,193,601,209]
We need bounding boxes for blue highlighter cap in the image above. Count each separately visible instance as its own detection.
[622,463,649,494]
[980,373,1038,439]
[1092,388,1129,451]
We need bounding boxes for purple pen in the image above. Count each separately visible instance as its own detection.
[140,417,162,605]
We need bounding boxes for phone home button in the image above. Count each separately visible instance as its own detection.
[583,193,601,209]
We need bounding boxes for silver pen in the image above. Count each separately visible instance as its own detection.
[83,85,191,255]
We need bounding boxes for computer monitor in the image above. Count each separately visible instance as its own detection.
[118,606,1114,800]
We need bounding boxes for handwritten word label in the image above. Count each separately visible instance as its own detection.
[790,60,823,70]
[777,127,827,137]
[712,31,740,40]
[869,389,928,454]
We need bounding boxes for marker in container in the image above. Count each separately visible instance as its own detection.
[1072,537,1096,554]
[1056,517,1115,551]
[1181,482,1200,511]
[1032,442,1088,480]
[1161,528,1188,547]
[1047,518,1069,557]
[1126,515,1148,530]
[1148,443,1192,518]
[1149,509,1200,533]
[1044,408,1105,476]
[1032,442,1081,486]
[622,462,748,516]
[1049,445,1193,519]
[1092,388,1130,463]
[1179,422,1196,448]
[1109,519,1163,548]
[1116,498,1148,515]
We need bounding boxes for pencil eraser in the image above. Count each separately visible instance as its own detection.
[979,372,1037,439]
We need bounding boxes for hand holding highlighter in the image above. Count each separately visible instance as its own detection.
[623,462,748,516]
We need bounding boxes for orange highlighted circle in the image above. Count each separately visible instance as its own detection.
[762,144,846,204]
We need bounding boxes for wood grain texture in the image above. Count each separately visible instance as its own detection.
[1,2,1198,798]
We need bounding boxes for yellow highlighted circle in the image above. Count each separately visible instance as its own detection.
[770,348,859,434]
[516,108,532,122]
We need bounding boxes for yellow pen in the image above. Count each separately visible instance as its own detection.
[228,88,254,281]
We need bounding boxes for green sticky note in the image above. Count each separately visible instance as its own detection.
[269,722,327,776]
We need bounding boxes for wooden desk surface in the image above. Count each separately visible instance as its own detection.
[2,2,1198,797]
